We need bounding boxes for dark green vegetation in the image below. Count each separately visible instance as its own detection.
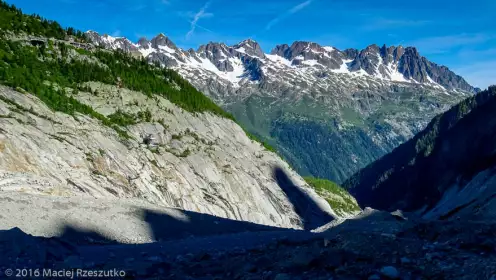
[107,109,153,126]
[95,50,233,119]
[107,110,138,127]
[226,90,461,183]
[344,86,496,211]
[0,40,131,138]
[0,0,85,41]
[304,177,360,214]
[0,1,276,151]
[273,120,385,183]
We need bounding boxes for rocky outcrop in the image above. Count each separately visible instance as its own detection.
[233,39,266,58]
[198,42,234,71]
[397,47,475,91]
[348,44,381,75]
[150,33,179,51]
[85,31,139,53]
[398,47,428,81]
[271,44,291,57]
[137,37,150,48]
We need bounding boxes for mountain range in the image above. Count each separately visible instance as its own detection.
[86,31,478,92]
[86,31,479,182]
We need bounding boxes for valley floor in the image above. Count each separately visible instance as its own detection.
[1,194,494,280]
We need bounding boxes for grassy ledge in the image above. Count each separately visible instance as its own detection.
[304,176,360,215]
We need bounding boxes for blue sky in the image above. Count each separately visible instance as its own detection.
[9,0,496,88]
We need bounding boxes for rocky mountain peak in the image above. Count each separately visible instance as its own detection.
[137,37,150,47]
[379,45,404,65]
[236,39,259,48]
[84,31,138,53]
[233,39,265,58]
[401,47,421,61]
[364,44,380,53]
[150,33,178,51]
[398,47,429,82]
[392,46,405,62]
[270,44,291,58]
[196,42,235,72]
[290,41,322,55]
[197,42,229,53]
[349,45,382,75]
[269,41,345,69]
[197,42,231,58]
[343,48,359,60]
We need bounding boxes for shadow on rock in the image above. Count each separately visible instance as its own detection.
[273,166,334,230]
[58,225,120,246]
[143,208,289,242]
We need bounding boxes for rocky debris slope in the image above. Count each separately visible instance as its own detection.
[85,31,473,183]
[0,83,343,229]
[344,86,496,220]
[0,191,295,244]
[1,208,494,280]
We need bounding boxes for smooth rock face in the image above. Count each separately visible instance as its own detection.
[0,84,337,230]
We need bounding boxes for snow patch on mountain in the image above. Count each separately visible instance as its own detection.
[85,31,477,94]
[265,54,293,67]
[387,63,409,82]
[332,59,353,74]
[323,46,335,52]
[139,44,155,58]
[158,45,176,53]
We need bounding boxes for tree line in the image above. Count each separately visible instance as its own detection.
[0,0,276,150]
[0,0,86,41]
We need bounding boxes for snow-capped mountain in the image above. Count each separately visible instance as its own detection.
[85,31,477,183]
[85,31,476,93]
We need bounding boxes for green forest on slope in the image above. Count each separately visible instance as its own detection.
[344,86,496,211]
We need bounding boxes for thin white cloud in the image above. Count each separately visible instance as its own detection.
[407,33,493,54]
[289,0,313,13]
[186,1,213,39]
[455,60,496,89]
[195,23,214,33]
[458,48,496,59]
[363,18,432,30]
[265,0,313,30]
